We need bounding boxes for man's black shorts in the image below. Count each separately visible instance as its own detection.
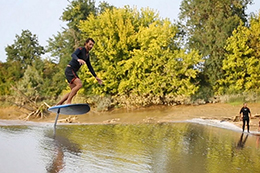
[65,66,79,84]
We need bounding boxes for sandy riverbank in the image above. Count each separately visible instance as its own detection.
[1,103,260,132]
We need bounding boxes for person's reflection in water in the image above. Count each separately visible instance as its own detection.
[237,133,248,149]
[46,133,81,173]
[256,126,260,148]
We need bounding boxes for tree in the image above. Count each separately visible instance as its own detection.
[0,61,22,95]
[98,1,114,14]
[40,59,67,97]
[62,0,96,31]
[60,0,112,47]
[121,21,201,98]
[78,7,161,95]
[0,30,44,96]
[15,65,43,101]
[5,30,45,69]
[218,13,260,94]
[47,0,98,65]
[0,29,64,99]
[179,0,252,95]
[78,7,202,105]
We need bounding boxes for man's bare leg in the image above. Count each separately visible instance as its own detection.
[56,82,77,105]
[56,93,70,105]
[66,78,82,104]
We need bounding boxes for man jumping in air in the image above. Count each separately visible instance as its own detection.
[56,38,103,105]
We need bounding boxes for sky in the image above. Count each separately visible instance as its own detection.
[0,0,259,62]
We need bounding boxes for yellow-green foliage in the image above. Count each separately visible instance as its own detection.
[78,6,202,101]
[218,13,260,94]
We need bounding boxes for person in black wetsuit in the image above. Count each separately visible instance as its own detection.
[239,103,252,133]
[56,38,103,105]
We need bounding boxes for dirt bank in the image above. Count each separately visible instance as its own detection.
[1,103,260,132]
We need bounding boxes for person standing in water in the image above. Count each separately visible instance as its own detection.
[56,38,103,105]
[239,103,252,133]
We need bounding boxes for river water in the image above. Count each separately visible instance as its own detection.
[1,119,260,173]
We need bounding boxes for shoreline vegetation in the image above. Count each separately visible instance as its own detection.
[1,97,260,132]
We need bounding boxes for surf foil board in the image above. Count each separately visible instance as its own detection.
[48,104,90,115]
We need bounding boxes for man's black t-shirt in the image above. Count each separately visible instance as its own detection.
[69,47,96,77]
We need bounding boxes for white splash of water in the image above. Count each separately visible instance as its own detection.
[186,118,242,133]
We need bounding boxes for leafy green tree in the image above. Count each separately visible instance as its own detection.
[39,59,67,97]
[5,30,45,69]
[78,7,202,103]
[0,30,44,96]
[15,65,43,102]
[218,13,260,94]
[62,0,96,30]
[47,0,98,66]
[31,58,66,98]
[11,59,65,103]
[98,1,114,14]
[47,30,75,69]
[121,21,201,97]
[0,29,65,99]
[179,0,252,95]
[60,0,113,47]
[78,7,161,95]
[0,61,22,95]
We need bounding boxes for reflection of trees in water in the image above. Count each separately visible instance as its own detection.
[0,126,29,133]
[256,135,260,148]
[237,133,248,149]
[257,127,260,148]
[46,133,81,173]
[39,123,260,172]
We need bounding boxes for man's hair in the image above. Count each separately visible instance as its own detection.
[85,38,95,45]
